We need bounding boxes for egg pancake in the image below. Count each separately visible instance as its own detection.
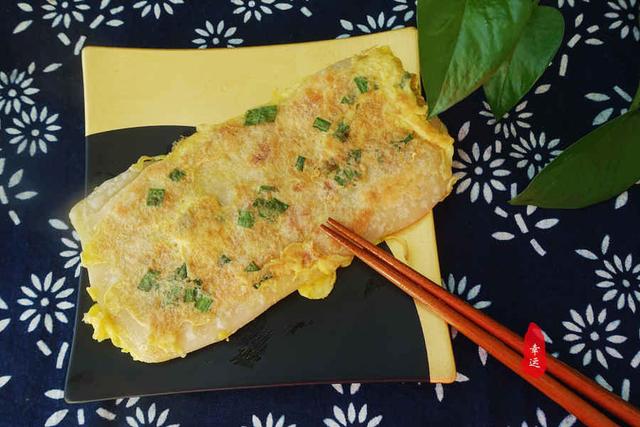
[70,46,455,363]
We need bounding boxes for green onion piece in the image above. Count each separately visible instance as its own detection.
[165,286,182,305]
[146,188,165,206]
[348,149,362,164]
[392,133,415,149]
[237,210,255,228]
[340,95,355,105]
[295,156,306,172]
[334,168,359,187]
[245,261,261,272]
[244,105,278,126]
[354,76,369,93]
[194,295,213,312]
[192,279,203,287]
[399,71,412,89]
[174,263,187,280]
[259,185,278,193]
[253,273,273,289]
[334,121,350,142]
[168,168,186,182]
[334,172,347,187]
[184,287,197,303]
[253,197,289,220]
[138,269,160,292]
[402,133,414,144]
[313,117,332,132]
[218,254,232,266]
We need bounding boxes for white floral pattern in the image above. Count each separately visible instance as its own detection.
[337,12,404,38]
[479,100,533,139]
[453,141,510,204]
[125,403,179,427]
[585,85,633,125]
[244,413,296,427]
[231,0,297,23]
[14,1,124,55]
[559,13,603,77]
[445,274,492,365]
[614,181,639,209]
[493,184,560,257]
[392,0,415,22]
[0,375,10,390]
[44,389,85,426]
[434,372,469,402]
[323,403,381,427]
[605,0,640,41]
[595,375,631,401]
[516,407,576,427]
[0,296,9,334]
[49,218,82,277]
[42,0,90,29]
[0,66,40,115]
[0,157,38,225]
[17,272,74,334]
[192,20,243,48]
[562,304,626,368]
[5,105,61,156]
[576,235,640,313]
[510,131,562,179]
[36,340,70,370]
[557,0,588,7]
[133,0,184,20]
[331,383,361,395]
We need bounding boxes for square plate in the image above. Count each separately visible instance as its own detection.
[64,28,455,402]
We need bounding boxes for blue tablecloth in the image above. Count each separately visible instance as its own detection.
[1,1,639,425]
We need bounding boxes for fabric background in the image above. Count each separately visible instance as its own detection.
[1,0,639,425]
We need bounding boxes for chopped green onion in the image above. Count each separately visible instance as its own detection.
[146,188,165,206]
[138,269,160,292]
[340,95,355,105]
[253,273,273,289]
[168,168,186,182]
[174,263,187,280]
[184,287,197,303]
[313,117,332,132]
[295,156,306,172]
[237,210,255,228]
[164,286,182,305]
[399,71,412,89]
[347,149,362,164]
[354,76,369,93]
[244,105,278,126]
[245,261,261,272]
[259,185,278,193]
[194,295,213,312]
[334,168,359,187]
[253,197,289,220]
[334,121,350,142]
[218,254,232,266]
[392,133,415,149]
[192,278,203,287]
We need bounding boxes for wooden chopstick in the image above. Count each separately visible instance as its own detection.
[322,219,640,427]
[326,218,640,427]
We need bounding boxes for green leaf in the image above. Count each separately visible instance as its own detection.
[484,5,564,119]
[418,0,534,117]
[630,79,640,112]
[510,110,640,208]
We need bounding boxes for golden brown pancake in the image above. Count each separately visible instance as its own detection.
[70,46,454,362]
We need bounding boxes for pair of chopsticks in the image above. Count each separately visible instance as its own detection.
[321,218,640,427]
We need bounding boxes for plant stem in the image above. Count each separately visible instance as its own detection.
[631,77,640,112]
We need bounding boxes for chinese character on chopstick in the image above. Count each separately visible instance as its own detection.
[521,322,546,378]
